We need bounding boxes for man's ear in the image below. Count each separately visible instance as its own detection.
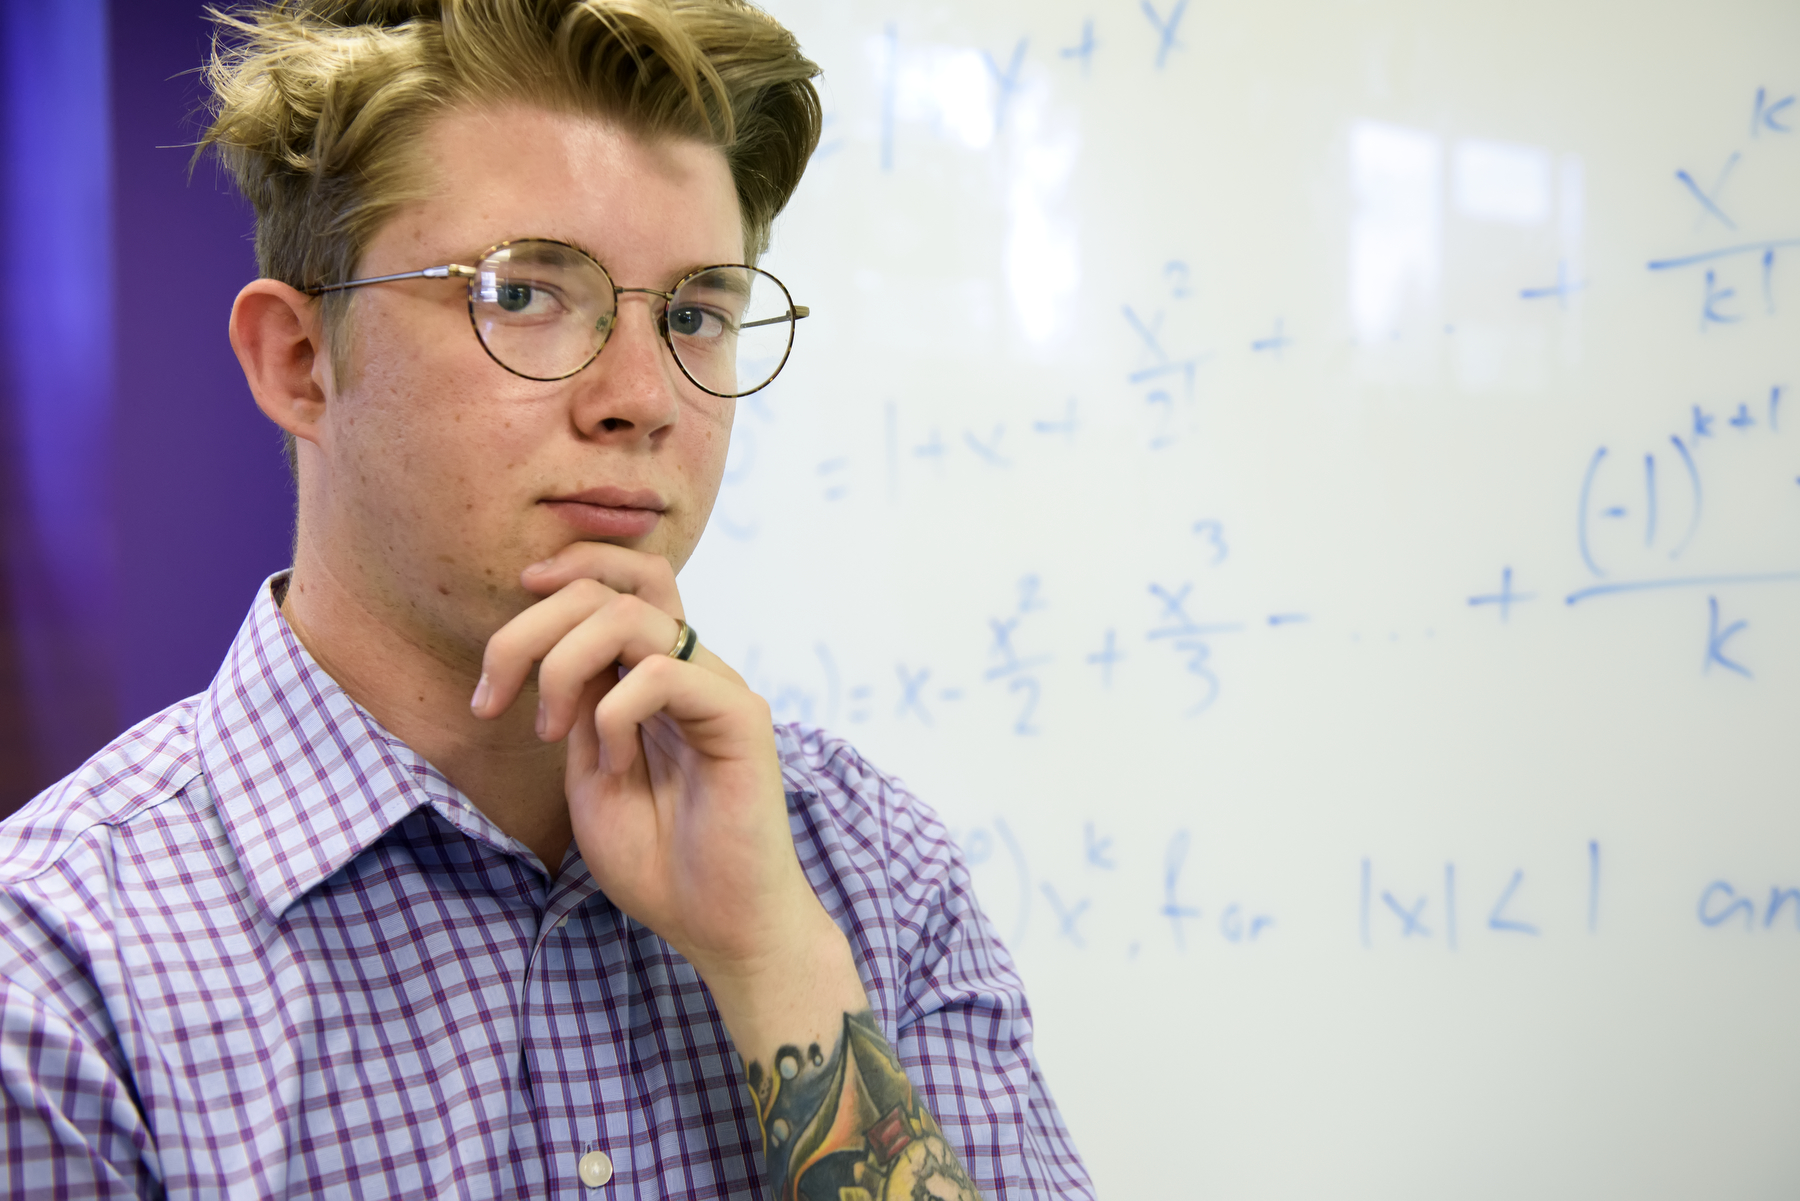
[229,279,333,448]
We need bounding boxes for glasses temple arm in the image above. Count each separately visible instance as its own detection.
[738,305,809,330]
[305,263,478,296]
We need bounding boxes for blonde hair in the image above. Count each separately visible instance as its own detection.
[201,0,821,468]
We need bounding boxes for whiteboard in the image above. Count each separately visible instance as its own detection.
[679,2,1800,1195]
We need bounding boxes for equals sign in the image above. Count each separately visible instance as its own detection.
[848,685,872,722]
[817,457,849,500]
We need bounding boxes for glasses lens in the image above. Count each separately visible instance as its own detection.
[470,241,613,380]
[665,266,796,397]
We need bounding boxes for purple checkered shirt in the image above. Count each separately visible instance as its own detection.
[0,578,1091,1198]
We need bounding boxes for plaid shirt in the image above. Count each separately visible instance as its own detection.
[0,578,1090,1199]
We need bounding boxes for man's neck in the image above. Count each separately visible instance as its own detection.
[277,557,573,876]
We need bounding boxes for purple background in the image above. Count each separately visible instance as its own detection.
[1,1,290,815]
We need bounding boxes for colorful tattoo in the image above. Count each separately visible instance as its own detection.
[745,1009,984,1201]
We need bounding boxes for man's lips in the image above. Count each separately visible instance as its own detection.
[540,487,666,539]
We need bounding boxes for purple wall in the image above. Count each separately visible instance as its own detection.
[0,1,291,815]
[109,3,291,725]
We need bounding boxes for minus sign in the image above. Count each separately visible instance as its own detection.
[1267,613,1309,626]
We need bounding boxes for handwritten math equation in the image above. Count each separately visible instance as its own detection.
[1467,379,1797,677]
[717,76,1797,741]
[1123,260,1212,452]
[871,8,1193,175]
[1648,85,1797,330]
[1465,82,1800,679]
[941,826,1800,956]
[743,546,1306,739]
[1358,846,1600,950]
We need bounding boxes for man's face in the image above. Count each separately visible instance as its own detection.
[309,103,744,660]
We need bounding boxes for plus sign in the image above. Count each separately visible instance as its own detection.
[1468,567,1536,622]
[1086,628,1125,686]
[1251,317,1293,360]
[1059,19,1096,74]
[1519,260,1589,309]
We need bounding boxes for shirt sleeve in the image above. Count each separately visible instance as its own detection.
[782,728,1095,1200]
[0,884,159,1199]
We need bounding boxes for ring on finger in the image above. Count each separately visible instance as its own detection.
[668,618,699,662]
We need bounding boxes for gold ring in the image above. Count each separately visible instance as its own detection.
[668,619,698,661]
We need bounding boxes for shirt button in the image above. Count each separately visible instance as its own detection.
[577,1150,613,1188]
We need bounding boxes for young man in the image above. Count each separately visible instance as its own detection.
[0,2,1090,1198]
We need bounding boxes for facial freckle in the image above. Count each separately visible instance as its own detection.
[437,554,457,565]
[437,584,450,595]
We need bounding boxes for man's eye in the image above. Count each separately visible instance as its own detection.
[668,305,727,338]
[483,279,569,316]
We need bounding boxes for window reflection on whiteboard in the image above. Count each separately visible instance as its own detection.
[1004,82,1079,351]
[1349,120,1442,343]
[1453,137,1552,225]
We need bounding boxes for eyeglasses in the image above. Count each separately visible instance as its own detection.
[306,238,809,398]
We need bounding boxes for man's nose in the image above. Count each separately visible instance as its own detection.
[570,295,682,439]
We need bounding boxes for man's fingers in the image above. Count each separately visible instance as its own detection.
[535,594,682,741]
[589,655,774,780]
[522,541,684,617]
[474,577,626,717]
[479,545,748,728]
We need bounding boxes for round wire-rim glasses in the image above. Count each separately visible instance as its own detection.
[305,238,809,398]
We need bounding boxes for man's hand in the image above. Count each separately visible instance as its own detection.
[468,543,865,1035]
[470,542,984,1200]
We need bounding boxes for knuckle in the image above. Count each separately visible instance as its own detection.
[534,655,571,696]
[613,592,655,625]
[565,576,607,605]
[483,628,522,668]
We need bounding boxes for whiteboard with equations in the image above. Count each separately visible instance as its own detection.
[676,1,1800,1196]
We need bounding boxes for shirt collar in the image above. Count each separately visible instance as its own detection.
[196,573,551,919]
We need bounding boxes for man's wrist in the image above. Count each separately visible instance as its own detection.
[693,903,869,1064]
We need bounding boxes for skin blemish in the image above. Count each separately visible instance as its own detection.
[437,584,451,595]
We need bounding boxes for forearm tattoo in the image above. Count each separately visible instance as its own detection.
[745,1009,984,1201]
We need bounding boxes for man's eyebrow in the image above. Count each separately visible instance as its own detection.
[682,265,754,297]
[564,237,605,264]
